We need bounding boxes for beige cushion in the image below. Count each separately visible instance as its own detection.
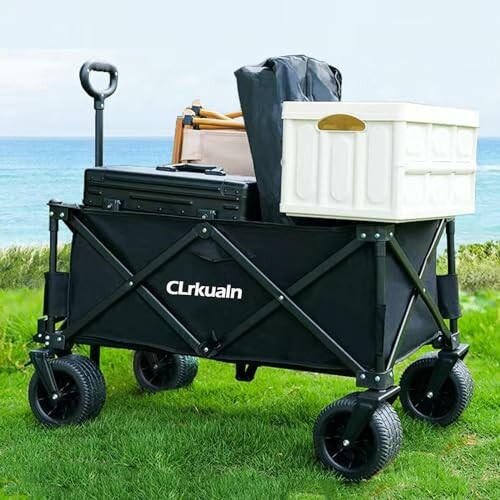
[181,128,254,176]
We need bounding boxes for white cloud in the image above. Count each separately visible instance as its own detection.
[0,49,122,94]
[0,50,83,93]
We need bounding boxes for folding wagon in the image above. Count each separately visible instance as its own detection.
[28,61,474,480]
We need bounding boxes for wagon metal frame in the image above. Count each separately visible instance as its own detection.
[31,199,469,446]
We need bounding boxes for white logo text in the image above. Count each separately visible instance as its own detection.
[166,280,243,300]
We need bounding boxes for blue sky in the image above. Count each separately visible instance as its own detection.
[0,0,498,136]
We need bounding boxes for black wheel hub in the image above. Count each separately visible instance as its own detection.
[138,353,177,389]
[35,372,81,422]
[322,410,376,472]
[406,367,457,419]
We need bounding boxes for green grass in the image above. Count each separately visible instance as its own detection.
[0,289,499,499]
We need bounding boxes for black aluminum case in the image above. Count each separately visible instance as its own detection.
[83,165,261,221]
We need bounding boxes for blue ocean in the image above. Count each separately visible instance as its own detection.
[0,137,498,248]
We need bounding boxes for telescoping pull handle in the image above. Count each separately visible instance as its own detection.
[79,61,119,166]
[79,61,118,109]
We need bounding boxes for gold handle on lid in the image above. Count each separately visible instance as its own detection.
[318,114,366,131]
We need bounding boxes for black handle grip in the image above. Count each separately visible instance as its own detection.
[79,61,118,107]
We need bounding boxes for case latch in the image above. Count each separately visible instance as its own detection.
[103,198,122,211]
[198,209,216,220]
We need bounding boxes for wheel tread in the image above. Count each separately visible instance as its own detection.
[65,354,106,418]
[178,355,199,387]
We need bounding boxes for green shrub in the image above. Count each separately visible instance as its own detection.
[0,245,70,289]
[437,241,500,292]
[0,241,498,291]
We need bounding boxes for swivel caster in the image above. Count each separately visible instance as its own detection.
[29,354,106,427]
[400,352,473,426]
[313,392,402,480]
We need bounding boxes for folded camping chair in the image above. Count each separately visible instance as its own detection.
[171,101,254,176]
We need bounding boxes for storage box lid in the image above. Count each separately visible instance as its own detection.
[282,101,479,128]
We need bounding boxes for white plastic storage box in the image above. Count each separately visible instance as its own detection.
[280,102,479,222]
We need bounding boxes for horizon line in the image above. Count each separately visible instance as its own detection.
[0,135,498,140]
[0,135,174,139]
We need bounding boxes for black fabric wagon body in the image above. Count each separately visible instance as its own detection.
[68,210,440,375]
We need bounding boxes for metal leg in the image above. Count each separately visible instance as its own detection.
[446,219,458,335]
[90,345,101,367]
[374,240,386,373]
[46,211,59,337]
[430,218,461,351]
[235,363,258,382]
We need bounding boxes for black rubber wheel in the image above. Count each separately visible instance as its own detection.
[133,351,198,392]
[313,393,403,481]
[28,355,106,427]
[400,352,473,426]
